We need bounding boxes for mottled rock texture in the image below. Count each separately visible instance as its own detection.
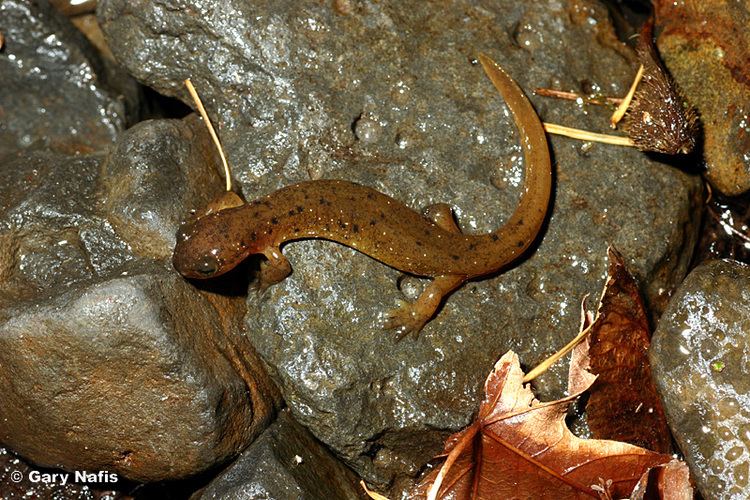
[655,0,750,196]
[0,117,280,482]
[651,260,750,500]
[98,0,703,491]
[197,409,363,500]
[0,0,128,161]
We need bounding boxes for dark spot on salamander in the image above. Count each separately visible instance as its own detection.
[516,241,525,248]
[251,231,257,241]
[491,234,499,241]
[319,197,327,205]
[296,206,304,213]
[271,217,279,225]
[262,200,271,207]
[288,209,295,216]
[451,255,460,260]
[516,219,524,226]
[424,229,431,236]
[352,224,359,233]
[324,225,330,231]
[337,220,347,229]
[293,227,300,233]
[379,211,385,219]
[254,211,259,217]
[415,241,422,247]
[367,192,374,200]
[469,243,476,250]
[370,219,377,226]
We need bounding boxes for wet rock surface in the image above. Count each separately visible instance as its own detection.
[99,0,702,491]
[694,191,750,265]
[0,0,129,161]
[0,116,280,482]
[196,409,363,500]
[654,0,750,196]
[651,260,750,500]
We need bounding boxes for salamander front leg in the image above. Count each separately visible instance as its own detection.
[423,203,460,233]
[256,247,292,293]
[384,274,467,340]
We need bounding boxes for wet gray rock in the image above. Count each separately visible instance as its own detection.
[0,0,130,161]
[0,116,280,482]
[99,0,702,491]
[651,260,750,500]
[196,409,363,500]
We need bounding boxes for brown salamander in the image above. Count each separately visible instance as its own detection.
[173,54,552,337]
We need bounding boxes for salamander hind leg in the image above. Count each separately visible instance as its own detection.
[255,247,292,293]
[384,274,466,340]
[383,204,464,339]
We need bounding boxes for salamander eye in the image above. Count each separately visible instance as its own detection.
[196,255,219,275]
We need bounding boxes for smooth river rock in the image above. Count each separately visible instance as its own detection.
[99,0,703,492]
[0,116,280,482]
[654,0,750,196]
[651,260,750,500]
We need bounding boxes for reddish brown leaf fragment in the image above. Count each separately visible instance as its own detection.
[583,248,672,453]
[414,351,675,500]
[568,297,596,396]
[629,459,692,500]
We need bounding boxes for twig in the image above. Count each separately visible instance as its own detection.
[184,78,233,192]
[610,65,644,128]
[534,87,623,106]
[543,123,636,147]
[523,322,593,383]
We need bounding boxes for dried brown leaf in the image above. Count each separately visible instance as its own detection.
[570,248,672,453]
[414,351,679,499]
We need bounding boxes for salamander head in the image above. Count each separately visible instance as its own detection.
[173,209,252,279]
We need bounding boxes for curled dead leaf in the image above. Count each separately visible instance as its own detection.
[413,351,689,499]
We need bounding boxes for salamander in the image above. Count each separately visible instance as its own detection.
[173,54,552,338]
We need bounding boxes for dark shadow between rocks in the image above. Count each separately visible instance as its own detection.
[182,258,256,298]
[141,86,193,121]
[128,465,222,500]
[642,126,706,177]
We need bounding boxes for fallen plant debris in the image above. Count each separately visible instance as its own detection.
[536,18,698,155]
[620,18,698,155]
[408,351,690,499]
[357,247,695,498]
[568,248,672,453]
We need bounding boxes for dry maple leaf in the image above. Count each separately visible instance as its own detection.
[413,351,677,500]
[569,248,672,453]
